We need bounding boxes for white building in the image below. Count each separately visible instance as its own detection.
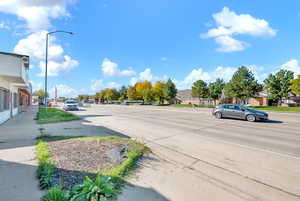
[0,51,32,124]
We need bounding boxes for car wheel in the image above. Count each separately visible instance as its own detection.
[246,114,256,122]
[215,112,222,119]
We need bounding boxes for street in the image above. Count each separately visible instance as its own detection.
[68,104,300,201]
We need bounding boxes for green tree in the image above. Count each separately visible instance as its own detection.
[163,79,177,104]
[118,86,128,101]
[208,78,225,105]
[225,66,262,104]
[264,70,294,105]
[192,80,209,104]
[152,81,166,104]
[291,75,300,95]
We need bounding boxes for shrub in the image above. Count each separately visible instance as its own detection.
[42,187,69,201]
[69,175,119,201]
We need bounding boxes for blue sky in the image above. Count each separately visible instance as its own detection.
[0,0,300,97]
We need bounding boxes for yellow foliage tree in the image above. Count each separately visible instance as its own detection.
[152,81,166,104]
[135,81,153,102]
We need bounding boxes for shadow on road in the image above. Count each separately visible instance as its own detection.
[259,120,283,124]
[221,117,283,124]
[0,159,170,201]
[79,114,112,118]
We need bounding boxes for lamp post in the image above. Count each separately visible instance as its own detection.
[44,30,74,108]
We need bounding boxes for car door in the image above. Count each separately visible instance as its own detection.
[222,105,235,117]
[232,105,245,119]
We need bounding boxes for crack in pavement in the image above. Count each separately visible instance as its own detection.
[148,140,300,199]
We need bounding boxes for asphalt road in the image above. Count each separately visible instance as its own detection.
[71,104,300,201]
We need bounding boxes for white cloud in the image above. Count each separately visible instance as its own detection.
[0,0,74,31]
[139,68,154,81]
[49,84,81,98]
[176,64,271,89]
[129,77,138,86]
[14,30,79,77]
[101,58,136,77]
[202,7,276,52]
[130,68,168,85]
[280,59,300,76]
[90,80,121,92]
[215,35,248,52]
[177,66,237,89]
[38,55,79,76]
[160,57,168,61]
[14,30,63,61]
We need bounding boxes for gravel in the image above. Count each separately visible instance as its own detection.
[47,138,128,189]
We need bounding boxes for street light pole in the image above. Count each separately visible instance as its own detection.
[44,30,74,108]
[44,33,49,107]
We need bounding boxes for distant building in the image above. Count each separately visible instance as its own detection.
[0,51,31,124]
[176,89,198,104]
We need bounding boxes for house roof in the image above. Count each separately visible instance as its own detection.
[0,51,30,69]
[0,51,29,58]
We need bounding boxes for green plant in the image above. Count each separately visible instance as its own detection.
[36,136,150,200]
[69,175,119,201]
[42,187,69,201]
[36,140,54,189]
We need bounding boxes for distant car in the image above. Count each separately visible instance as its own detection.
[63,100,79,111]
[212,104,268,122]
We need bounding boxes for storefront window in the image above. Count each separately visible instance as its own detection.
[0,88,10,111]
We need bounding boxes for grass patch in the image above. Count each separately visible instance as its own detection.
[250,106,300,112]
[36,135,150,200]
[36,107,80,124]
[36,140,55,189]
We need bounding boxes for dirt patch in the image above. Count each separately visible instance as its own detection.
[47,139,128,189]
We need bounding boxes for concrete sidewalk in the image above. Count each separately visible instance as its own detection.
[0,106,43,201]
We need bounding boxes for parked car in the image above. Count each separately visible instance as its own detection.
[212,104,268,122]
[63,100,79,111]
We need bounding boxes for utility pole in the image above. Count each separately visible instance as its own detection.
[44,30,74,109]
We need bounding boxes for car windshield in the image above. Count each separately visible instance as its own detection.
[65,100,77,104]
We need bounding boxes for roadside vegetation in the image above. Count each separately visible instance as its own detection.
[36,135,149,201]
[36,107,80,124]
[90,66,300,110]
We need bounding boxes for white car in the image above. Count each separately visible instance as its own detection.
[63,100,79,111]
